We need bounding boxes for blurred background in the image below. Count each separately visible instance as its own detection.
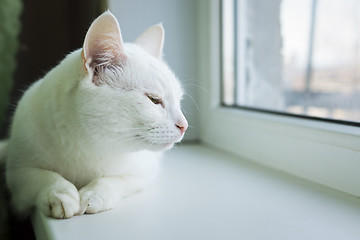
[0,0,107,139]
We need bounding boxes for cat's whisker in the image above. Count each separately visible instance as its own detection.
[184,92,200,113]
[126,137,149,152]
[183,82,210,95]
[145,142,155,150]
[112,129,143,135]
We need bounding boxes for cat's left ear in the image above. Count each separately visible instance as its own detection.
[135,24,164,59]
[82,11,126,73]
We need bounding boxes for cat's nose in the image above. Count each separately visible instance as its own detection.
[176,119,188,135]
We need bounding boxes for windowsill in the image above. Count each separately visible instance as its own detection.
[32,143,360,240]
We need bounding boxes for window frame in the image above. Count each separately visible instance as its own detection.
[198,0,360,197]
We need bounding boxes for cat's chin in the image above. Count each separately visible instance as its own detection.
[147,142,175,151]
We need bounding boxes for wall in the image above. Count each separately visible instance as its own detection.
[109,0,200,141]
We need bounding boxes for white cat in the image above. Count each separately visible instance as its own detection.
[0,11,188,219]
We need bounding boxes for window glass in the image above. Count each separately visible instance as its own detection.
[222,0,360,124]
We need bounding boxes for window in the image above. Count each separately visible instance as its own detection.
[221,0,360,125]
[198,0,360,197]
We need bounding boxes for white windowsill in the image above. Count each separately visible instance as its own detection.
[32,143,360,240]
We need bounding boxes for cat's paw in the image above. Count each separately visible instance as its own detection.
[79,189,111,214]
[37,183,80,219]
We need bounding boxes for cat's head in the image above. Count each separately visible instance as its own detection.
[77,11,187,152]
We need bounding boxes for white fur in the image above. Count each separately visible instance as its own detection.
[4,11,187,219]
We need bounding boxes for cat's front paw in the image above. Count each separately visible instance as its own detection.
[79,189,107,214]
[37,183,80,219]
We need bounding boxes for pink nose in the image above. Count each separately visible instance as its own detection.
[176,119,188,135]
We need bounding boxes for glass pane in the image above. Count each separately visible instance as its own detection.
[222,0,360,124]
[283,0,360,122]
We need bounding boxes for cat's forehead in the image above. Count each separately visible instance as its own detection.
[123,43,183,99]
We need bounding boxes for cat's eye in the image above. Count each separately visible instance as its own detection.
[147,94,163,106]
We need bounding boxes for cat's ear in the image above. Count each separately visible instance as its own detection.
[135,24,164,59]
[82,11,126,73]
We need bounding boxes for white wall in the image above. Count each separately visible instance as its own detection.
[109,0,199,141]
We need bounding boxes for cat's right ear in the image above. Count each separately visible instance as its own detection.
[82,11,126,74]
[135,24,164,59]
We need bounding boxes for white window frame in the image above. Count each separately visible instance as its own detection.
[197,0,360,197]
